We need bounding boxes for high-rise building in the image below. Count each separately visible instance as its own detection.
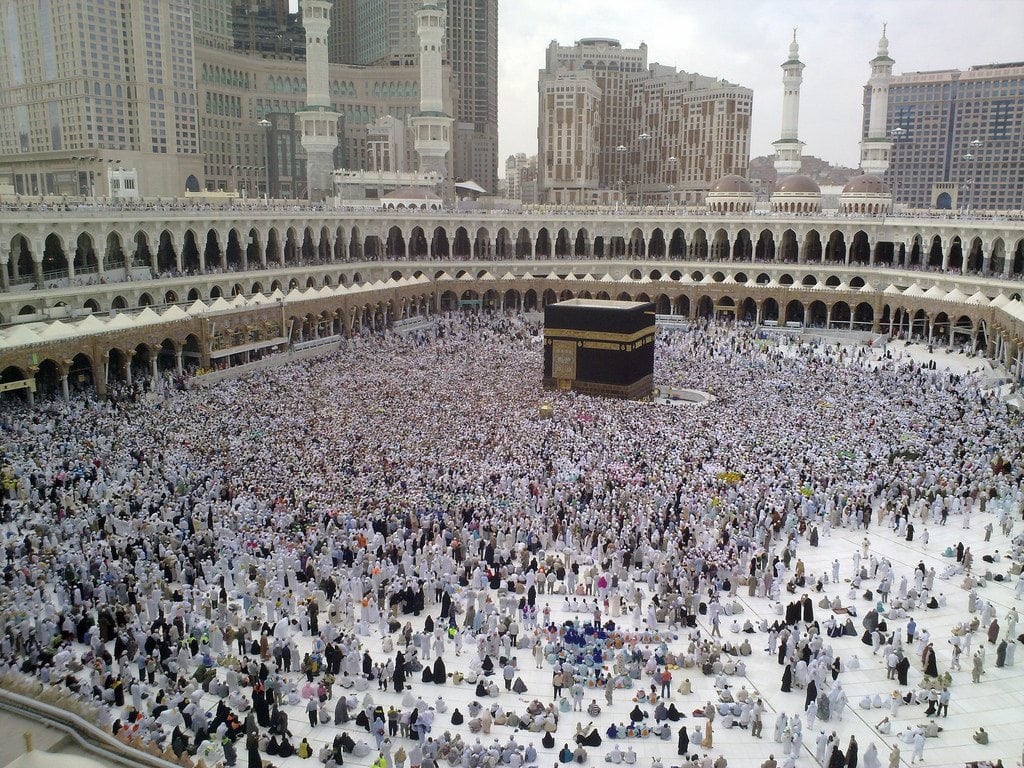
[865,60,1024,212]
[327,0,498,192]
[0,0,203,198]
[537,38,752,205]
[231,0,306,58]
[448,0,499,193]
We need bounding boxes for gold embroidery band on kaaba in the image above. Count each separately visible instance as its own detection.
[543,327,654,343]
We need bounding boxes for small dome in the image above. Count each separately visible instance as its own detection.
[842,174,890,195]
[775,174,820,194]
[710,175,753,194]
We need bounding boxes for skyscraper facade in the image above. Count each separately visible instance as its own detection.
[538,38,752,205]
[865,61,1024,212]
[448,0,499,193]
[0,0,203,197]
[327,0,498,192]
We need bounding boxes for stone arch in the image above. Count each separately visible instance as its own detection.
[674,294,690,316]
[965,237,984,273]
[226,229,243,271]
[696,295,714,319]
[628,228,645,258]
[246,228,262,267]
[266,228,283,265]
[668,228,686,258]
[927,235,943,268]
[40,234,68,282]
[732,229,752,261]
[854,302,874,330]
[8,234,33,284]
[138,292,154,307]
[808,300,827,327]
[739,297,757,323]
[515,227,532,259]
[535,228,552,258]
[474,227,491,258]
[386,225,406,258]
[850,231,871,264]
[784,299,804,325]
[495,228,512,258]
[648,228,666,259]
[830,301,852,328]
[73,232,98,275]
[802,230,822,264]
[301,227,317,261]
[432,226,450,259]
[181,230,201,273]
[204,229,224,270]
[711,229,729,260]
[131,230,152,269]
[690,228,708,260]
[452,227,471,258]
[754,230,775,262]
[410,227,429,258]
[574,228,590,257]
[824,231,846,264]
[554,227,572,258]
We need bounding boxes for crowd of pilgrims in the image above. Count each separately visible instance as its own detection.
[1,312,1023,768]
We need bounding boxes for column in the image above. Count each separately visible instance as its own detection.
[60,373,70,402]
[868,240,877,266]
[259,229,270,269]
[530,235,537,260]
[0,257,9,291]
[941,244,953,272]
[150,357,158,383]
[803,305,810,327]
[33,255,44,290]
[1003,254,1013,278]
[981,243,992,275]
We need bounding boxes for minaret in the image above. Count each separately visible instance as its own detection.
[298,0,341,201]
[772,30,805,177]
[410,2,453,182]
[860,24,894,175]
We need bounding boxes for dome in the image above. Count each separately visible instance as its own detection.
[710,174,753,194]
[775,174,820,194]
[842,174,890,195]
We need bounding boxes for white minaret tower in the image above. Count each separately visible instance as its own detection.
[410,2,453,181]
[772,30,805,177]
[860,24,894,175]
[298,0,341,201]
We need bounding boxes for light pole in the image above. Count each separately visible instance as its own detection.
[615,144,627,209]
[889,126,905,210]
[258,118,272,203]
[637,132,651,208]
[965,138,983,215]
[666,156,678,206]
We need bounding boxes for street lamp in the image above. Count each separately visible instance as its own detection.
[666,156,678,206]
[258,118,272,203]
[615,145,627,210]
[637,132,651,208]
[966,138,983,214]
[889,126,906,210]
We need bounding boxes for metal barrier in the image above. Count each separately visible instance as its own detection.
[0,676,179,768]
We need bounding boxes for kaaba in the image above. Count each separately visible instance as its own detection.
[543,299,656,399]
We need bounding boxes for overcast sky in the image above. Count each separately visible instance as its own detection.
[497,0,1024,168]
[293,0,1024,172]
